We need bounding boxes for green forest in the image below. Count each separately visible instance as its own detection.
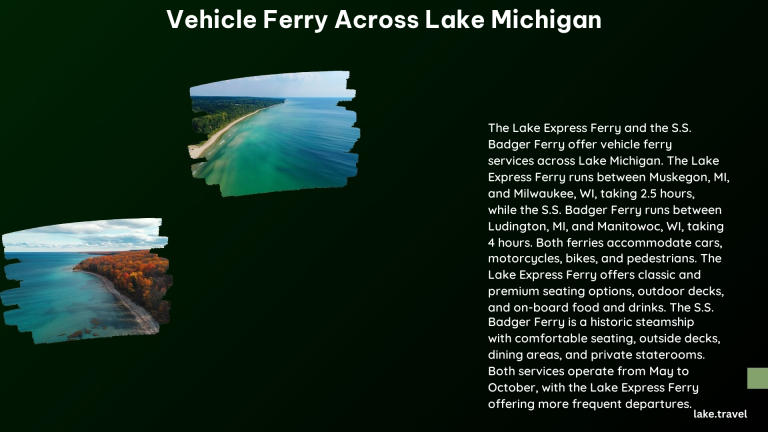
[191,96,285,136]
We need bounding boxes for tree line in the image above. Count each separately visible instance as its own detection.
[74,251,173,324]
[191,96,285,136]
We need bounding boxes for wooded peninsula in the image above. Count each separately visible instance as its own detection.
[74,251,172,324]
[192,96,285,137]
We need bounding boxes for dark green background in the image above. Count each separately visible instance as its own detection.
[1,1,765,430]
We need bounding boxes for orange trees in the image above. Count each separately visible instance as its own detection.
[74,251,172,324]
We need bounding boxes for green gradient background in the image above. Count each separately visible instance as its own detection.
[1,1,765,430]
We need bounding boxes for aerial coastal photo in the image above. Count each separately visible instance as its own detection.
[189,71,359,197]
[1,219,170,344]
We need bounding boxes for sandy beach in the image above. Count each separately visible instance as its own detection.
[74,269,160,334]
[188,103,281,159]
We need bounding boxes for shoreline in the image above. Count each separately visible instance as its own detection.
[188,102,282,159]
[74,269,160,334]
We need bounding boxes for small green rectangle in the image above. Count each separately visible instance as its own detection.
[747,368,768,389]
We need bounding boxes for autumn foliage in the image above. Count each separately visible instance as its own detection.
[74,251,172,324]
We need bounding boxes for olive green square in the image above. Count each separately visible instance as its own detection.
[747,368,768,389]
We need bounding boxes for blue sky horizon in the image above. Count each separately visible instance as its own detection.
[3,219,168,253]
[190,71,353,98]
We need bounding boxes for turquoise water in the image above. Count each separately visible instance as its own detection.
[193,97,359,197]
[1,252,146,344]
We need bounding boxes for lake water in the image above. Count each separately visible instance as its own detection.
[1,252,146,344]
[192,97,359,197]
